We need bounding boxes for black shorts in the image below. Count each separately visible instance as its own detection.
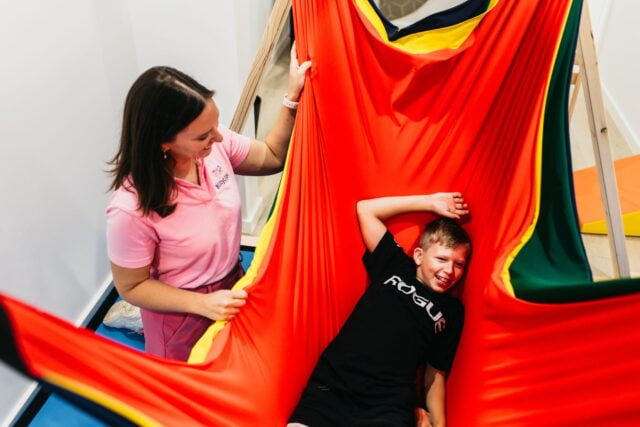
[289,381,413,427]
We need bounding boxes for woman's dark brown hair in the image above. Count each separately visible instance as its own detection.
[108,66,214,217]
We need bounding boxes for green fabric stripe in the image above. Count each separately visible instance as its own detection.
[509,0,640,302]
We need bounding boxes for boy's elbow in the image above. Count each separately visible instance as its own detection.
[356,201,369,224]
[356,200,370,218]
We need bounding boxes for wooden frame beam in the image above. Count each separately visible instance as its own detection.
[230,0,292,133]
[576,0,630,277]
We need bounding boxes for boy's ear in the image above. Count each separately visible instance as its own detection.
[413,247,423,266]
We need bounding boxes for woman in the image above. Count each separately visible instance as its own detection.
[106,46,311,360]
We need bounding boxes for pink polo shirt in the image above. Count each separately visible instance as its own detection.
[106,125,251,289]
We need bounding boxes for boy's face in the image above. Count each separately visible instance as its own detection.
[413,242,470,293]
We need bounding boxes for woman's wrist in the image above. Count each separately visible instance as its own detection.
[285,88,301,102]
[282,93,300,110]
[185,290,206,317]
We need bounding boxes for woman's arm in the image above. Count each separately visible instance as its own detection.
[111,263,247,321]
[235,43,312,175]
[356,193,468,252]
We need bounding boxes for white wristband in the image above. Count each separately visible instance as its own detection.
[282,94,299,110]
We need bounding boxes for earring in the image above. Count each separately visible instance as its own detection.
[163,150,168,160]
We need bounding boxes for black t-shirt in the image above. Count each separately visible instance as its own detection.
[310,231,464,410]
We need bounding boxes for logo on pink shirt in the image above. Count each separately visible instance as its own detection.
[215,173,230,189]
[212,165,223,176]
[212,165,230,190]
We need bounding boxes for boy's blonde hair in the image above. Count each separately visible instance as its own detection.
[419,218,471,251]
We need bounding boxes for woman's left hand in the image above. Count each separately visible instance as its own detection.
[286,41,312,102]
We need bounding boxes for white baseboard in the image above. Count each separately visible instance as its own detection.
[3,382,39,427]
[75,274,115,326]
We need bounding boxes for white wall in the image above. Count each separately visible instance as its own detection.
[0,0,271,423]
[589,0,640,151]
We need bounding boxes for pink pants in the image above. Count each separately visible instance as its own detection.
[140,262,244,361]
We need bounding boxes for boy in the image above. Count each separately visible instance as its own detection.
[289,193,471,427]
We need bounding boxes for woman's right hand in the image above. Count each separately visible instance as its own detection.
[199,289,248,321]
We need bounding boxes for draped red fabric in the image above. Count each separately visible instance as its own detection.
[2,0,640,425]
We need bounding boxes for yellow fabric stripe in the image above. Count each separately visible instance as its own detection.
[42,371,162,426]
[354,0,499,54]
[499,3,573,297]
[581,211,640,237]
[188,130,295,364]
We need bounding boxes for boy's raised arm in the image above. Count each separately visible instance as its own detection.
[356,193,468,252]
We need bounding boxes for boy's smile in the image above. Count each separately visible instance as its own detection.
[413,243,470,293]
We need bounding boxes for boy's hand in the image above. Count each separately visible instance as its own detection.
[415,407,433,427]
[429,192,469,219]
